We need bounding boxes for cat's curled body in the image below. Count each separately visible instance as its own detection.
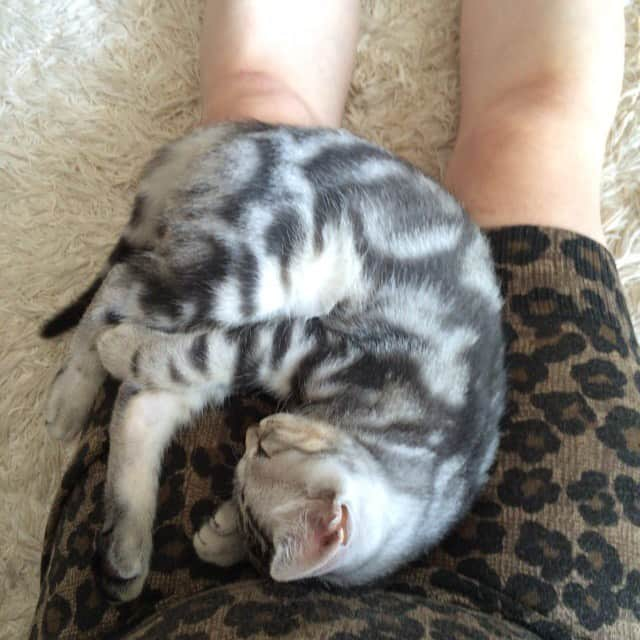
[43,122,505,602]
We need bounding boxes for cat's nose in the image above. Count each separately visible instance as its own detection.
[245,426,259,450]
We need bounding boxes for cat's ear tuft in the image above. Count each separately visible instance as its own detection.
[270,497,350,582]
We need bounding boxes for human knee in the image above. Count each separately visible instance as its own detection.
[201,70,321,127]
[445,80,608,243]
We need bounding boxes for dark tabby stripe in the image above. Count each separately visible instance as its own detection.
[189,334,209,373]
[271,320,294,368]
[168,359,186,384]
[303,143,392,187]
[241,505,273,572]
[105,310,124,325]
[237,246,259,319]
[130,349,141,378]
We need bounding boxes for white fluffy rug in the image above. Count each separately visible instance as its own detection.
[1,1,638,637]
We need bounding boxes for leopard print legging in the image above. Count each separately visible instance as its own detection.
[31,227,640,640]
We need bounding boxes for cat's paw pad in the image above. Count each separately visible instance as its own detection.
[95,521,151,602]
[45,363,100,440]
[194,506,245,567]
[97,325,141,381]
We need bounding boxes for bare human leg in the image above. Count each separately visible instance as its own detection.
[199,0,361,128]
[445,0,625,245]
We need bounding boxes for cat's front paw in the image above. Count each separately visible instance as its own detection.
[44,361,102,440]
[194,500,245,567]
[95,519,152,602]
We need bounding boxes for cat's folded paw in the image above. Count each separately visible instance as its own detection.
[44,362,102,441]
[194,501,245,567]
[97,325,142,381]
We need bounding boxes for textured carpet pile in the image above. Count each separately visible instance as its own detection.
[1,2,638,638]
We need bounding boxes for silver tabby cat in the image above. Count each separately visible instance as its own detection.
[43,122,506,602]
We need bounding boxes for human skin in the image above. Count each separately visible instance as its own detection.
[199,0,360,128]
[199,0,625,244]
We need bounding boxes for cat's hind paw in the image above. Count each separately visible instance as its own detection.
[194,500,246,567]
[44,361,103,440]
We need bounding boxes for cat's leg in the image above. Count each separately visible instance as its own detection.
[97,382,209,601]
[193,498,246,566]
[96,324,241,396]
[97,320,345,580]
[96,317,326,401]
[44,326,106,441]
[44,264,144,440]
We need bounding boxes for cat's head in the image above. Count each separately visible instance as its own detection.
[232,412,394,585]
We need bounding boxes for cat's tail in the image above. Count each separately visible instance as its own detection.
[40,238,134,338]
[40,277,104,338]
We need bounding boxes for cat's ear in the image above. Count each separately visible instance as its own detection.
[270,497,350,582]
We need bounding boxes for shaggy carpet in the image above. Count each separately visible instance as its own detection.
[1,1,638,637]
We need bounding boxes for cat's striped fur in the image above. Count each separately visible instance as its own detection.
[43,122,505,601]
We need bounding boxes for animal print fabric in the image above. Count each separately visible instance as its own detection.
[31,226,640,639]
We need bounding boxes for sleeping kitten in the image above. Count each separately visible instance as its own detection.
[42,122,506,602]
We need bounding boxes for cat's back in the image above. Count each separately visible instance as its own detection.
[142,122,462,238]
[134,123,502,343]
